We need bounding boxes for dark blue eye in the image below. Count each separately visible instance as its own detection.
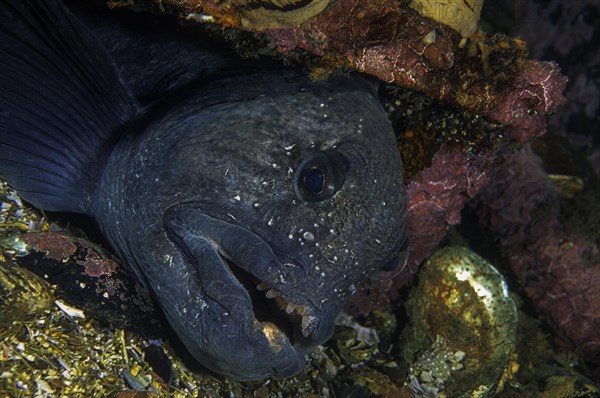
[304,168,325,193]
[293,150,348,202]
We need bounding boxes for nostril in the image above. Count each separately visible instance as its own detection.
[371,246,410,280]
[381,256,400,272]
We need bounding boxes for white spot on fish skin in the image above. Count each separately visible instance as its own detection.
[329,229,335,234]
[315,266,320,271]
[272,163,280,169]
[320,272,326,278]
[375,239,381,244]
[233,195,241,201]
[285,144,296,151]
[320,103,325,108]
[333,256,338,261]
[309,254,314,259]
[253,203,259,208]
[227,213,236,220]
[313,223,319,228]
[288,234,294,240]
[268,218,274,226]
[303,231,315,241]
[323,114,328,118]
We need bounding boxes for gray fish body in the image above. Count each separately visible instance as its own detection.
[0,0,407,381]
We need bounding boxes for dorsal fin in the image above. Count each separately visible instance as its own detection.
[0,0,139,214]
[65,0,245,106]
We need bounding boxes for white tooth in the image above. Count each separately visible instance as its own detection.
[266,289,280,298]
[257,282,269,291]
[301,315,311,334]
[286,303,296,314]
[296,306,307,316]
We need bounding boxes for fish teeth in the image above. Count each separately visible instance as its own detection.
[256,283,316,337]
[301,315,313,337]
[285,303,297,314]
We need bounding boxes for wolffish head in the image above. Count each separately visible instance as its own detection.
[119,71,407,381]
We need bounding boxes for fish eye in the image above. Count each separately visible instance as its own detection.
[293,150,349,202]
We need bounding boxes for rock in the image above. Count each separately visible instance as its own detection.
[0,260,54,326]
[400,246,518,397]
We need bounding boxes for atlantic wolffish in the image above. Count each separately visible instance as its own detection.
[0,0,408,380]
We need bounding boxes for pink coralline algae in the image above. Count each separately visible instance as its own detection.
[487,60,567,143]
[404,145,497,274]
[21,232,77,261]
[82,249,118,278]
[264,0,567,141]
[476,146,600,363]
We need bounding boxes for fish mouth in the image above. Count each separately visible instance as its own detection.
[164,208,328,380]
[220,251,318,341]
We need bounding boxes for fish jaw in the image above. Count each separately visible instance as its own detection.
[163,208,337,380]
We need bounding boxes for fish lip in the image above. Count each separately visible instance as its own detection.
[213,246,321,342]
[163,208,325,353]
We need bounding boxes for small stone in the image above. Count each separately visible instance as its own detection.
[0,260,54,326]
[401,246,518,397]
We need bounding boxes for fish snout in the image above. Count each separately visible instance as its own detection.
[163,208,335,380]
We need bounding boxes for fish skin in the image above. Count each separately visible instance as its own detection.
[0,0,407,381]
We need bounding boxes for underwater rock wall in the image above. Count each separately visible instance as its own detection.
[477,145,600,368]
